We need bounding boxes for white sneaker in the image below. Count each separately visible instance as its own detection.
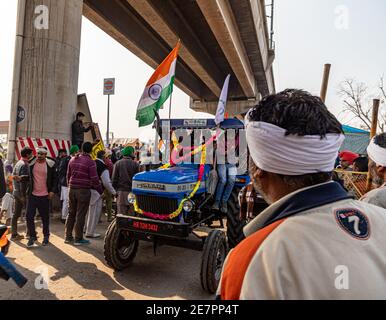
[85,233,101,239]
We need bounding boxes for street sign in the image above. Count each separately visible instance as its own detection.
[104,78,115,95]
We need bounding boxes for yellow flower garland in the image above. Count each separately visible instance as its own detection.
[134,145,207,220]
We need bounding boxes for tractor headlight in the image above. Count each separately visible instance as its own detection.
[127,193,136,204]
[183,200,194,212]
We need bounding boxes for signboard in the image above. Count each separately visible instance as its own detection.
[103,78,115,95]
[183,119,207,127]
[17,106,26,123]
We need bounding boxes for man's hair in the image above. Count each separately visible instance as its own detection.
[20,147,33,158]
[97,150,106,159]
[353,156,369,172]
[76,112,85,119]
[57,149,67,155]
[248,89,344,189]
[374,133,386,148]
[82,142,93,154]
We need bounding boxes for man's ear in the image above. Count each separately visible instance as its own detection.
[252,167,265,179]
[376,165,386,177]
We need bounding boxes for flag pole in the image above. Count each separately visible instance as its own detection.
[168,92,173,120]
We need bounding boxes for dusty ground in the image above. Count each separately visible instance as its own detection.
[0,215,213,300]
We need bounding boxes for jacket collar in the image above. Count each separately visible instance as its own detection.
[244,181,353,237]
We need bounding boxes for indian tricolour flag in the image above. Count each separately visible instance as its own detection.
[136,41,181,127]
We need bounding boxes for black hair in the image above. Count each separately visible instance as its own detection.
[82,142,93,154]
[353,156,369,172]
[97,150,106,159]
[76,112,85,119]
[374,133,386,148]
[248,89,343,188]
[21,147,33,158]
[248,89,343,137]
[57,149,67,155]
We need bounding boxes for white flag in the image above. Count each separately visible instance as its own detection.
[215,74,231,125]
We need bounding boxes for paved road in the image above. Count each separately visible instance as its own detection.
[0,216,213,300]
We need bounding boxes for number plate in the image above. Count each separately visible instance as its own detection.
[117,215,191,238]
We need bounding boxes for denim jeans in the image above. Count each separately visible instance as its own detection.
[215,164,237,204]
[26,195,50,240]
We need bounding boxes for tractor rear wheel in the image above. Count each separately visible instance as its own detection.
[104,219,138,270]
[200,229,228,294]
[226,188,246,249]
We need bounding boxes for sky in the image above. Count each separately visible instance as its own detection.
[1,0,386,142]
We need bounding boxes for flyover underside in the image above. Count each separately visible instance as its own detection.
[83,0,274,115]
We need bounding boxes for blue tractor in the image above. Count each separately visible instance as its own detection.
[104,118,255,293]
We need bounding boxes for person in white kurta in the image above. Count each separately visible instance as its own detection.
[85,152,116,238]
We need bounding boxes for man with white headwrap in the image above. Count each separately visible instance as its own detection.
[361,133,386,207]
[217,89,386,300]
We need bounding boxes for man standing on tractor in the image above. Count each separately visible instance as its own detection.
[212,132,238,213]
[218,89,386,299]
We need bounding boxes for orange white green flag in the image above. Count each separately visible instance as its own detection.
[136,41,181,127]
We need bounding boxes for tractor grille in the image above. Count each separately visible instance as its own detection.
[136,194,178,216]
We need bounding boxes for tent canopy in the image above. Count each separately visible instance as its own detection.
[341,125,370,155]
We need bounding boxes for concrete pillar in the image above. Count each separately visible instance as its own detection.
[8,0,83,162]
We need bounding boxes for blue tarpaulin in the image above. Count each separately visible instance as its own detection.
[341,125,370,155]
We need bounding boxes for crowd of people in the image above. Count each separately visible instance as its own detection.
[0,137,141,248]
[2,90,386,299]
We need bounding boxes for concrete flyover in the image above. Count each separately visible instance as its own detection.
[8,0,275,162]
[83,0,275,115]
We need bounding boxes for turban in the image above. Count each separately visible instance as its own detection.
[339,150,359,165]
[245,117,345,176]
[36,147,48,154]
[122,146,134,157]
[70,145,79,155]
[367,138,386,167]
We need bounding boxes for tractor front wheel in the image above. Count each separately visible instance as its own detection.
[104,219,138,270]
[200,229,228,294]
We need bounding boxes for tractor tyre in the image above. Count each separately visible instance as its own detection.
[104,219,138,270]
[226,188,246,249]
[200,229,228,294]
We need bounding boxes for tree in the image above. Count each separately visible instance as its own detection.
[338,78,384,132]
[379,77,386,131]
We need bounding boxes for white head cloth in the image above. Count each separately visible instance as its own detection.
[36,147,48,154]
[245,116,345,176]
[367,138,386,167]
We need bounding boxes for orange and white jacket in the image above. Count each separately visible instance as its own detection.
[218,181,386,300]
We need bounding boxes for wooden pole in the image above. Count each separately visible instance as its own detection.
[320,63,331,103]
[366,99,381,191]
[370,99,380,138]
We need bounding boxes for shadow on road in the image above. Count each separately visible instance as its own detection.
[112,242,214,300]
[13,239,126,300]
[5,217,214,300]
[0,255,59,300]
